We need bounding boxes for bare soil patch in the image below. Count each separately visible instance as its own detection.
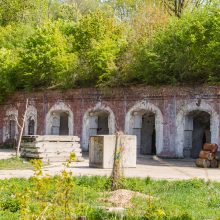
[100,189,153,208]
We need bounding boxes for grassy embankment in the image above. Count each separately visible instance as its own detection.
[0,176,219,220]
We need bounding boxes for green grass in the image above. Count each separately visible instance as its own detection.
[0,176,220,219]
[0,157,33,170]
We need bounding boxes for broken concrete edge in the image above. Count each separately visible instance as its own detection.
[22,135,80,142]
[20,135,82,163]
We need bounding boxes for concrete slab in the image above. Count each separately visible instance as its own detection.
[89,135,136,168]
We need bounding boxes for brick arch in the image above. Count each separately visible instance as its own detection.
[46,101,73,135]
[176,101,219,157]
[125,100,164,155]
[24,105,37,135]
[3,107,18,142]
[82,102,116,151]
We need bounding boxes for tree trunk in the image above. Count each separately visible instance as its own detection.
[111,132,123,191]
[16,99,29,157]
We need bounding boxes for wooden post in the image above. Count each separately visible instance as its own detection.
[16,98,29,157]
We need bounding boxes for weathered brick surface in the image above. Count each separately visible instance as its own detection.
[0,86,220,157]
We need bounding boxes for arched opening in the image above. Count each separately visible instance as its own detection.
[3,108,18,145]
[97,112,109,135]
[25,105,37,136]
[85,111,110,150]
[51,111,69,135]
[132,111,156,155]
[183,110,211,158]
[28,118,35,135]
[46,101,73,135]
[82,103,116,151]
[59,112,69,135]
[141,112,156,155]
[9,119,16,141]
[4,118,17,147]
[125,101,164,156]
[176,101,219,158]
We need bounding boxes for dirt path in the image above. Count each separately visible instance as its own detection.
[0,152,219,181]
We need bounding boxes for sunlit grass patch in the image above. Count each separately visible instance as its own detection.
[0,157,32,170]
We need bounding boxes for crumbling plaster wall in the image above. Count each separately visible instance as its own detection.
[0,87,219,158]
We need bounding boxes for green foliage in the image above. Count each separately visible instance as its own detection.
[0,48,15,102]
[15,21,77,90]
[0,23,34,101]
[17,154,94,219]
[1,176,220,219]
[105,0,146,20]
[53,0,100,21]
[0,24,34,49]
[72,10,127,86]
[1,196,20,213]
[0,0,50,26]
[0,157,32,170]
[74,175,112,191]
[0,0,219,101]
[130,4,220,85]
[0,175,220,219]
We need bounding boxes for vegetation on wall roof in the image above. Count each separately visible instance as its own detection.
[0,0,219,101]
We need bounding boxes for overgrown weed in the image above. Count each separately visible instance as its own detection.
[0,164,219,219]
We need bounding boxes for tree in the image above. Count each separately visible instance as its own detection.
[72,10,127,86]
[130,3,168,42]
[0,0,52,26]
[113,2,168,85]
[0,48,15,102]
[53,0,100,21]
[162,0,214,18]
[0,24,34,49]
[0,24,34,101]
[104,0,148,20]
[130,3,220,85]
[0,0,218,101]
[16,21,77,90]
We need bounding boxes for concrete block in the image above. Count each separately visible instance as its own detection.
[22,135,80,142]
[20,135,82,162]
[89,135,136,169]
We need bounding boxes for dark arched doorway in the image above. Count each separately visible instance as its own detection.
[28,118,35,135]
[51,112,69,135]
[133,111,156,155]
[184,110,211,158]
